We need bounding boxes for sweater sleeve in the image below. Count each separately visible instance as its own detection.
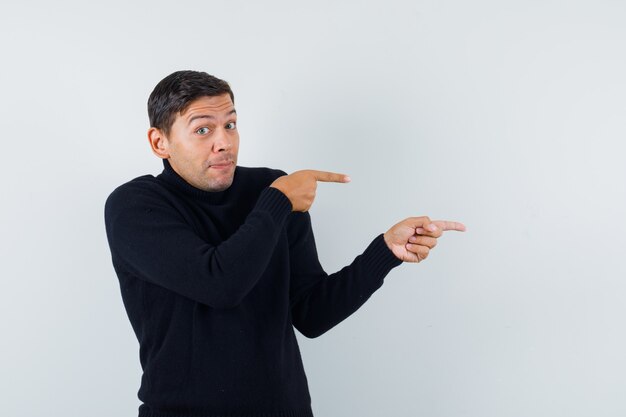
[104,182,293,309]
[287,211,403,338]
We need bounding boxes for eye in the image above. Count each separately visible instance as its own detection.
[196,127,209,135]
[226,122,237,130]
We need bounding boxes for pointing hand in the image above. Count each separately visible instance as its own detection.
[270,169,351,212]
[383,217,466,263]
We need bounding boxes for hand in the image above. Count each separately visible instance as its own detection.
[270,169,351,212]
[383,217,466,263]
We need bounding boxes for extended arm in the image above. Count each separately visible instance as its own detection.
[287,211,403,338]
[104,183,292,309]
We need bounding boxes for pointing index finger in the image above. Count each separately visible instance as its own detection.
[432,220,466,232]
[311,170,351,183]
[416,220,467,235]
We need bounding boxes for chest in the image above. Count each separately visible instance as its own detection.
[183,199,256,244]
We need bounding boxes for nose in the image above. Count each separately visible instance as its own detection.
[212,129,233,153]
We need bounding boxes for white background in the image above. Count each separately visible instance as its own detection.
[1,1,625,416]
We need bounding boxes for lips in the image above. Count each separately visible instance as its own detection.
[209,160,232,167]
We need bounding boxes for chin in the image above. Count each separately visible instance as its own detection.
[213,178,234,192]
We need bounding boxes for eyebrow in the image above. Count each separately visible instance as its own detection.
[187,109,237,125]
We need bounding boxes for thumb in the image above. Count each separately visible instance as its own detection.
[408,217,438,232]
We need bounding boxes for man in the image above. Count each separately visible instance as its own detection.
[104,70,466,417]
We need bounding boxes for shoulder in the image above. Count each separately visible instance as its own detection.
[104,175,172,219]
[235,165,288,187]
[106,174,159,201]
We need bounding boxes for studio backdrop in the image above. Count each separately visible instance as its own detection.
[1,1,624,416]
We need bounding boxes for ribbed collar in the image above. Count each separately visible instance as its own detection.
[157,158,238,203]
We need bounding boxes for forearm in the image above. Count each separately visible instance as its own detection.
[290,233,402,338]
[105,185,293,309]
[198,187,293,307]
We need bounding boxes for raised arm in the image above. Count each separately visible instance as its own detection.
[104,182,292,309]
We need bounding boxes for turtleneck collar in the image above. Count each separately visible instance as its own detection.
[157,158,237,203]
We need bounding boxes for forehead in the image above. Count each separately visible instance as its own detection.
[179,94,235,120]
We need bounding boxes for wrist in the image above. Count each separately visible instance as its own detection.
[383,232,393,252]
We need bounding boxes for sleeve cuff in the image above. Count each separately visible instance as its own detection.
[361,233,404,279]
[254,186,293,226]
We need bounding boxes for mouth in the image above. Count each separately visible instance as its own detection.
[209,161,233,169]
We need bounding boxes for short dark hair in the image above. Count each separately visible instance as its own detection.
[147,70,235,137]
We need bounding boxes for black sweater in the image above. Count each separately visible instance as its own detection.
[103,158,403,417]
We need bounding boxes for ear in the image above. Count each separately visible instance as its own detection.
[148,127,171,159]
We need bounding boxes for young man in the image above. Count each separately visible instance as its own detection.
[104,70,465,417]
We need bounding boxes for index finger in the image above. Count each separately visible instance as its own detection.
[309,170,351,183]
[432,220,466,232]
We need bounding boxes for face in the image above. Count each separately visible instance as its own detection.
[148,93,239,192]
